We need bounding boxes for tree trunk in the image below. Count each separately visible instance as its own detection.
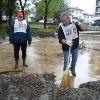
[0,0,2,26]
[44,9,48,29]
[19,0,27,20]
[44,0,48,29]
[0,9,2,26]
[8,12,12,26]
[22,7,25,19]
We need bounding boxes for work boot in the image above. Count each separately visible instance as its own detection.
[69,68,76,76]
[14,58,19,69]
[22,57,28,67]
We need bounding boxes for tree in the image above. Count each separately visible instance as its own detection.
[37,0,63,28]
[18,0,28,19]
[53,3,71,24]
[0,0,15,26]
[79,19,85,23]
[16,0,38,19]
[6,0,16,26]
[0,0,3,25]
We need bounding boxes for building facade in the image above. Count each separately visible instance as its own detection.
[95,0,100,17]
[94,0,100,22]
[93,0,100,26]
[70,7,84,19]
[70,7,94,25]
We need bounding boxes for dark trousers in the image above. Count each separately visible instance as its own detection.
[14,43,27,59]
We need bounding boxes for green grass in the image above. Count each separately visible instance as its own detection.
[29,22,57,29]
[30,23,44,29]
[30,23,57,37]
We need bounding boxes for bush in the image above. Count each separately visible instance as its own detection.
[31,28,57,38]
[0,27,8,39]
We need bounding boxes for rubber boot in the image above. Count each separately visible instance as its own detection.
[22,57,28,67]
[14,58,19,69]
[69,67,76,76]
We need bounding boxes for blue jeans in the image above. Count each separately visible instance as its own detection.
[63,48,78,71]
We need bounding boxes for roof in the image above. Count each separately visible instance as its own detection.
[70,7,84,11]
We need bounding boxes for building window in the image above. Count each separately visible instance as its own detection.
[96,7,100,12]
[97,0,100,6]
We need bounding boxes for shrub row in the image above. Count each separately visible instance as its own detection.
[31,28,57,38]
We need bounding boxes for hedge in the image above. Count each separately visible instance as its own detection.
[31,28,57,38]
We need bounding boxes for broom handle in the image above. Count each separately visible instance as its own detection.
[67,46,71,69]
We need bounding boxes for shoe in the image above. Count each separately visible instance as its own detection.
[23,64,28,67]
[69,68,76,76]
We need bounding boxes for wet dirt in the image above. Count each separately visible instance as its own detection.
[0,35,100,88]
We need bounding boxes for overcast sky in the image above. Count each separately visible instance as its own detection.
[70,0,96,14]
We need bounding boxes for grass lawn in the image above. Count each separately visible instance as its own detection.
[29,22,57,29]
[30,23,58,34]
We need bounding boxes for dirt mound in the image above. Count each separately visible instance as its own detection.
[0,73,100,100]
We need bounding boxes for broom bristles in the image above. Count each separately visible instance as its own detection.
[60,69,71,89]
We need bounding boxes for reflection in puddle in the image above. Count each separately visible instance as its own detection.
[74,51,94,88]
[0,37,100,88]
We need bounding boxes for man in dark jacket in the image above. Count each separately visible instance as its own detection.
[9,12,32,69]
[58,15,82,76]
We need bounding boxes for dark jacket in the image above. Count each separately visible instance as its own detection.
[9,21,32,44]
[58,24,81,51]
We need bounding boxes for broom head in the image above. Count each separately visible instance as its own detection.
[60,69,71,89]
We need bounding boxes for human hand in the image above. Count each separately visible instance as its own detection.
[61,39,67,44]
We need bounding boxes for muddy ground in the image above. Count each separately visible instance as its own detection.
[0,35,100,100]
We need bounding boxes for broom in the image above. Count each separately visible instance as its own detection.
[60,46,71,89]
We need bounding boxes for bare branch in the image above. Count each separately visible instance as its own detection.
[19,0,23,9]
[24,0,27,8]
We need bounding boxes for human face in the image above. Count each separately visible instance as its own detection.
[61,16,70,26]
[17,16,23,21]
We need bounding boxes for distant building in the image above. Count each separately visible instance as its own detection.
[70,7,94,25]
[70,7,84,19]
[95,0,100,17]
[83,13,94,24]
[93,0,100,26]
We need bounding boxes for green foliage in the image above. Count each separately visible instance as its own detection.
[73,17,85,23]
[30,22,57,37]
[31,28,56,37]
[0,27,8,39]
[1,0,16,14]
[73,17,78,20]
[37,0,63,18]
[53,3,71,23]
[34,13,43,22]
[79,19,85,23]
